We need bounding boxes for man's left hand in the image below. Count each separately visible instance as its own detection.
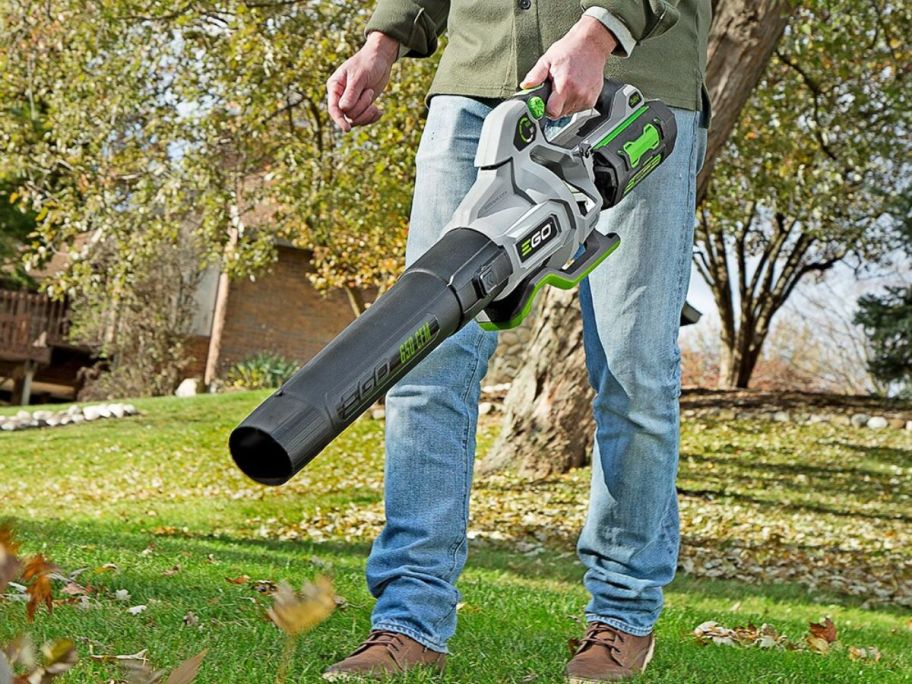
[520,16,618,119]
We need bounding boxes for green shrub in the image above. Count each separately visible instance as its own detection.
[224,352,299,390]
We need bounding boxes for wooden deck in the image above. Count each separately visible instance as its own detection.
[0,289,71,364]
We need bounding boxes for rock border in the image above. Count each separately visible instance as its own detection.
[0,403,140,432]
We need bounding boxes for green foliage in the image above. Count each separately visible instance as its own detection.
[0,175,37,289]
[855,286,912,394]
[225,351,299,390]
[0,0,438,301]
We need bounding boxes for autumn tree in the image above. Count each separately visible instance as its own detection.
[484,0,796,477]
[0,0,437,392]
[695,0,911,388]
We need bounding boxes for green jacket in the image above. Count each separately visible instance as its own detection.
[366,0,711,115]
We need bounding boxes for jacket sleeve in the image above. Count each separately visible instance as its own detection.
[365,0,451,58]
[579,0,680,48]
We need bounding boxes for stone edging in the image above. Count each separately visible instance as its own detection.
[0,403,140,432]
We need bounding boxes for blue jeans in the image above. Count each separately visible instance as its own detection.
[365,96,707,653]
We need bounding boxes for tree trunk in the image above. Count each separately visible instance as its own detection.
[697,0,795,203]
[484,0,795,475]
[478,287,593,478]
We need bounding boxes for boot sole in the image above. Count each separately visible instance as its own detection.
[565,637,655,683]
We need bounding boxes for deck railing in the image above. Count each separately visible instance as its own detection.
[0,289,71,361]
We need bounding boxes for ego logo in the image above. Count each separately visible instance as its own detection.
[518,217,558,262]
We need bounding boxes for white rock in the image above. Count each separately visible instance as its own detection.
[867,416,888,429]
[16,410,30,421]
[127,604,147,616]
[479,402,493,415]
[370,407,385,421]
[110,404,125,418]
[67,405,81,416]
[175,378,198,397]
[1,422,16,431]
[32,410,52,421]
[851,413,870,428]
[907,421,912,431]
[83,406,103,421]
[98,405,113,418]
[46,416,61,427]
[122,404,138,416]
[773,411,790,422]
[115,589,131,602]
[71,414,85,424]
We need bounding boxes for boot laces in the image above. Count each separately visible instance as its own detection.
[579,623,626,664]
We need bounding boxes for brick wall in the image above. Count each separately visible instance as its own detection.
[217,246,357,374]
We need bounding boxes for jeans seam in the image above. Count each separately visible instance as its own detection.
[432,327,487,633]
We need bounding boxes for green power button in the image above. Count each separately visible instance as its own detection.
[528,96,546,120]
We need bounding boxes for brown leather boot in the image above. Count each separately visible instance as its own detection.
[564,623,655,682]
[322,630,446,681]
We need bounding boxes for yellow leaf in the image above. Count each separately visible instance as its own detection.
[267,576,336,636]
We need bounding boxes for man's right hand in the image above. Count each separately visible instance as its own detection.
[327,32,399,132]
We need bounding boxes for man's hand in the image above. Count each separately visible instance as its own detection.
[520,16,618,119]
[327,32,399,132]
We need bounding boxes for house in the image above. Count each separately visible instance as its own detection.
[0,241,362,405]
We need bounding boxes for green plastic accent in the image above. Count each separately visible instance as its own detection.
[624,154,662,194]
[622,123,661,168]
[479,238,621,331]
[592,105,648,150]
[528,96,545,120]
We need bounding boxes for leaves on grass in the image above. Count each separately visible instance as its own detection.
[89,649,148,664]
[252,579,277,594]
[164,649,206,684]
[224,575,250,585]
[267,576,336,636]
[847,646,881,662]
[0,524,21,596]
[809,617,837,643]
[1,637,76,684]
[806,617,838,654]
[693,617,882,664]
[120,649,206,684]
[692,621,787,649]
[127,605,147,616]
[22,556,55,622]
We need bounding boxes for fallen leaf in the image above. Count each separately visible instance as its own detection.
[22,555,56,622]
[0,524,21,595]
[267,576,336,636]
[809,617,837,643]
[61,582,87,597]
[806,635,830,654]
[163,565,181,577]
[251,579,277,594]
[225,575,250,585]
[164,649,207,684]
[127,605,147,616]
[115,589,131,602]
[89,649,149,663]
[95,563,119,574]
[847,646,881,662]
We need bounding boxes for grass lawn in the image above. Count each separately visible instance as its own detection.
[1,392,910,683]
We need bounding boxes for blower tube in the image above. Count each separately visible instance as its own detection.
[229,227,512,485]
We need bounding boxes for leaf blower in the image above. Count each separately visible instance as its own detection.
[229,79,677,485]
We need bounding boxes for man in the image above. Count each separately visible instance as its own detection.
[324,1,710,681]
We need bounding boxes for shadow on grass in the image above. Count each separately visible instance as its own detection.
[6,516,903,618]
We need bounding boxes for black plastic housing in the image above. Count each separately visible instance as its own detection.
[229,228,511,485]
